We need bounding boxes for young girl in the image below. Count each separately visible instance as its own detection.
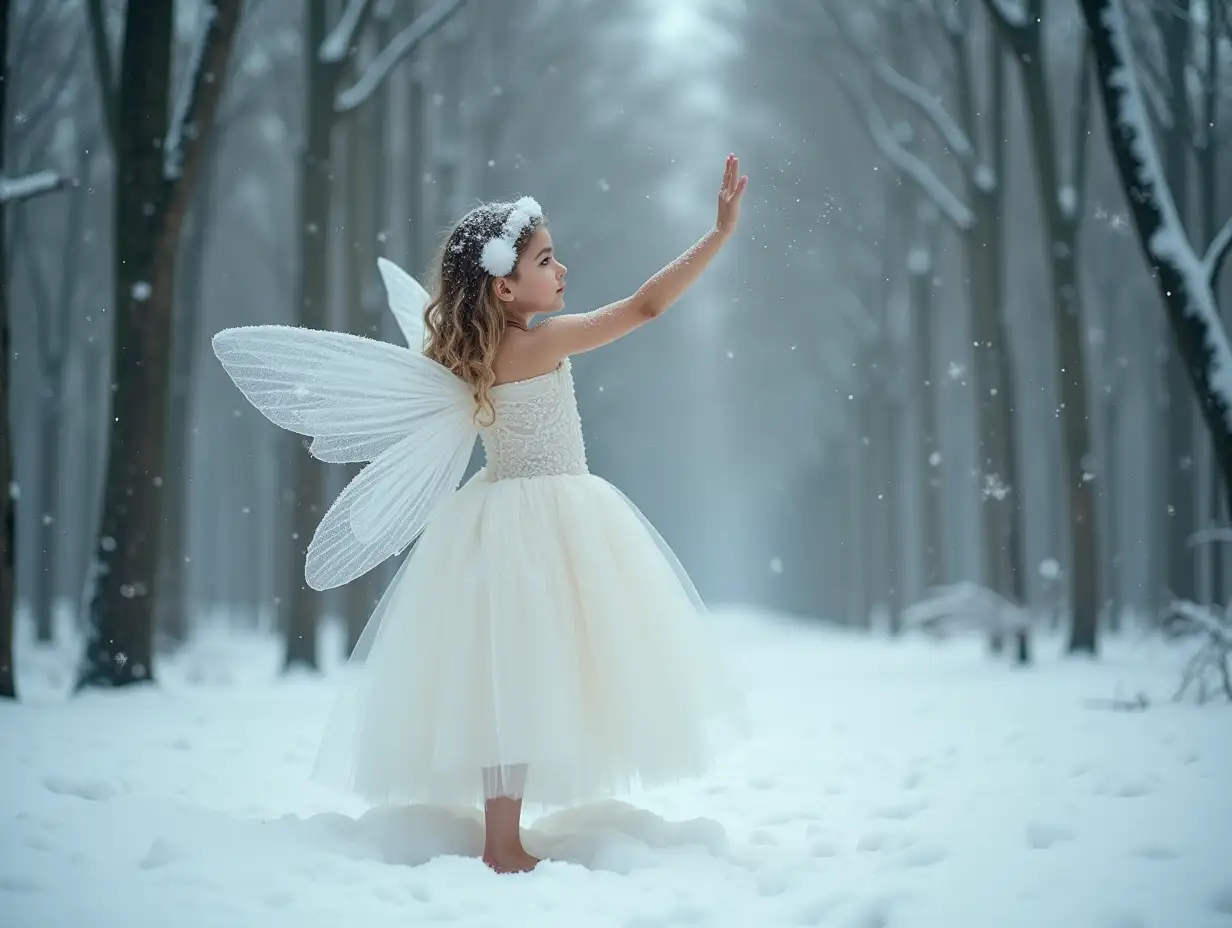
[213,154,750,873]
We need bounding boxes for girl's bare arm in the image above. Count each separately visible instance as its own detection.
[534,155,748,359]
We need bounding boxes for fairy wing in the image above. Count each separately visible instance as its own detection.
[377,256,431,350]
[212,324,476,590]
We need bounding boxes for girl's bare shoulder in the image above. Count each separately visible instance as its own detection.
[491,329,563,386]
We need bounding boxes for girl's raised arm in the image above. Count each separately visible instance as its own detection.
[536,154,748,359]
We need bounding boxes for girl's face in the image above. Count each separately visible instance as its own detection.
[497,226,567,316]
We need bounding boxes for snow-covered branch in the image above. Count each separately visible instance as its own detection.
[1162,598,1232,702]
[1166,601,1232,649]
[842,74,976,230]
[319,0,372,64]
[165,4,219,181]
[1187,526,1232,546]
[334,0,468,114]
[1203,215,1232,287]
[873,60,976,167]
[0,171,72,204]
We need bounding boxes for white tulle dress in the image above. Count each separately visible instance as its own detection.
[213,259,744,810]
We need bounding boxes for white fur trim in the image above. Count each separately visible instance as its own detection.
[481,237,517,277]
[478,196,543,277]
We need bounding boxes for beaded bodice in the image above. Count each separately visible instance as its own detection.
[481,358,589,480]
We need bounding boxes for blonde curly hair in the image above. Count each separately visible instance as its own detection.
[422,199,546,427]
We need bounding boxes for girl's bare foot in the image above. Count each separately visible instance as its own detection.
[482,842,540,873]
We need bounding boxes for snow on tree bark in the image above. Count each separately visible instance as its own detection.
[1081,0,1232,503]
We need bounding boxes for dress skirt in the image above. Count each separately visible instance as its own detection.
[311,468,746,808]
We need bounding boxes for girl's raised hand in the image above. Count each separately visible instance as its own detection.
[716,153,748,234]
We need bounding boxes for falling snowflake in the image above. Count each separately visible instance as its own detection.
[769,557,783,575]
[114,652,128,667]
[947,362,966,380]
[981,473,1010,501]
[131,281,152,301]
[101,536,117,552]
[929,451,942,467]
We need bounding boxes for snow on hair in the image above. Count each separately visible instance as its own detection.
[479,196,543,276]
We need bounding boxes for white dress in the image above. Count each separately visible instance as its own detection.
[310,358,746,808]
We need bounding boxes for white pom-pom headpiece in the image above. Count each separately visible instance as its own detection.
[479,196,543,276]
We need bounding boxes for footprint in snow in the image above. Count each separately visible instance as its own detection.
[41,775,123,801]
[1094,777,1154,798]
[1130,842,1181,861]
[1026,822,1074,849]
[871,798,928,821]
[1209,884,1232,916]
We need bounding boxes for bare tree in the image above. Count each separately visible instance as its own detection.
[1,0,72,700]
[76,0,243,689]
[818,0,1030,662]
[157,3,300,650]
[4,2,86,643]
[276,0,466,672]
[980,0,1100,654]
[1080,0,1232,510]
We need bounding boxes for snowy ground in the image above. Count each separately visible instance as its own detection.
[3,609,1231,928]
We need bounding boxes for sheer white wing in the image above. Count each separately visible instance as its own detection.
[212,324,477,590]
[377,257,430,350]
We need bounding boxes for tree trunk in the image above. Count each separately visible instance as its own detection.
[1008,31,1098,656]
[1103,385,1123,630]
[1199,3,1225,604]
[405,36,427,274]
[157,128,225,650]
[34,141,91,644]
[78,0,241,689]
[847,395,870,625]
[963,213,1013,643]
[1053,243,1098,654]
[910,252,942,591]
[885,387,905,634]
[34,383,60,641]
[341,84,377,655]
[1159,0,1198,605]
[284,0,336,672]
[862,375,893,629]
[0,0,14,700]
[952,25,1024,646]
